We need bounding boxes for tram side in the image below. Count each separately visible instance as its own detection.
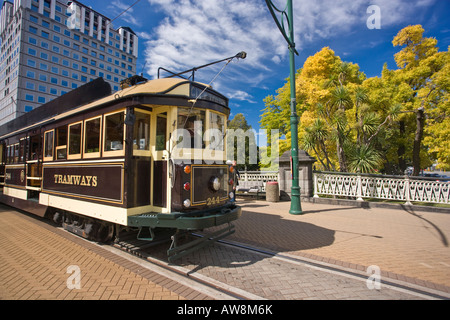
[0,77,241,256]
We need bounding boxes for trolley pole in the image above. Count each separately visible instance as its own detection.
[266,0,302,214]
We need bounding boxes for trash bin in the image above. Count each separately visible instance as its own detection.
[265,181,279,202]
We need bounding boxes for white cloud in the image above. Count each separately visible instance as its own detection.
[228,90,256,103]
[142,0,436,90]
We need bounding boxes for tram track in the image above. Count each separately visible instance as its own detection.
[110,231,265,300]
[111,230,450,300]
[210,237,450,300]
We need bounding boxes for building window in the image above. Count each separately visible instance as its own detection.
[25,94,34,101]
[28,48,37,56]
[28,36,37,45]
[27,59,36,67]
[26,71,35,79]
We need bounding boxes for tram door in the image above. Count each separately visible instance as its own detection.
[151,107,170,212]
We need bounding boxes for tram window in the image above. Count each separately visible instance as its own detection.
[209,112,225,151]
[19,139,28,163]
[13,144,19,163]
[29,135,41,160]
[133,110,150,155]
[44,130,54,161]
[156,113,167,151]
[68,122,82,158]
[56,126,67,160]
[177,108,205,149]
[6,145,11,164]
[104,111,125,155]
[84,117,101,158]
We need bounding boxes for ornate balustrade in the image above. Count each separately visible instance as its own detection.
[236,171,278,192]
[313,171,450,205]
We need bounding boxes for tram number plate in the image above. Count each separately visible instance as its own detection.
[206,196,220,205]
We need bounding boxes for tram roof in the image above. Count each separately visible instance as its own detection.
[0,77,228,140]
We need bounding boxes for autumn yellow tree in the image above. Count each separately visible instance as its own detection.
[261,25,449,174]
[387,25,449,174]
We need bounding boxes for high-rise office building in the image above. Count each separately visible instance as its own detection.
[0,0,139,125]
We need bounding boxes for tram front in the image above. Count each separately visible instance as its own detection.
[127,80,241,262]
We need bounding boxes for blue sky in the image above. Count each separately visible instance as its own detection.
[20,1,450,132]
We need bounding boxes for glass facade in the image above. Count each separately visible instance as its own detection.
[0,0,139,125]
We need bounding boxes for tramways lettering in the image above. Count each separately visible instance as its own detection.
[53,174,98,187]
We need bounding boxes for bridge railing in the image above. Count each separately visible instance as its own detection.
[313,171,450,205]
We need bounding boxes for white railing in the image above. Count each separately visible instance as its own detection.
[236,171,278,192]
[313,171,450,205]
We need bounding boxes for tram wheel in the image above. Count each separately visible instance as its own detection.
[91,221,114,243]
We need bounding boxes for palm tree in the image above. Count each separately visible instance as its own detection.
[347,144,383,173]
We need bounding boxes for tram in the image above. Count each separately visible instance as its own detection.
[0,55,244,261]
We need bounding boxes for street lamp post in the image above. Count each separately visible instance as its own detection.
[266,0,302,214]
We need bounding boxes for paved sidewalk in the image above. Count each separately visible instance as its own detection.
[229,199,450,292]
[0,206,210,300]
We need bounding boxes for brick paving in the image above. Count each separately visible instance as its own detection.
[1,198,449,300]
[0,205,211,300]
[226,199,450,293]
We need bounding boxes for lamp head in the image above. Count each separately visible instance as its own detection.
[235,51,247,59]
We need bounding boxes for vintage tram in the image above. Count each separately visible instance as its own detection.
[0,72,241,261]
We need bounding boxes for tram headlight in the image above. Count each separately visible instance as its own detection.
[209,177,220,192]
[183,199,191,208]
[184,165,191,174]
